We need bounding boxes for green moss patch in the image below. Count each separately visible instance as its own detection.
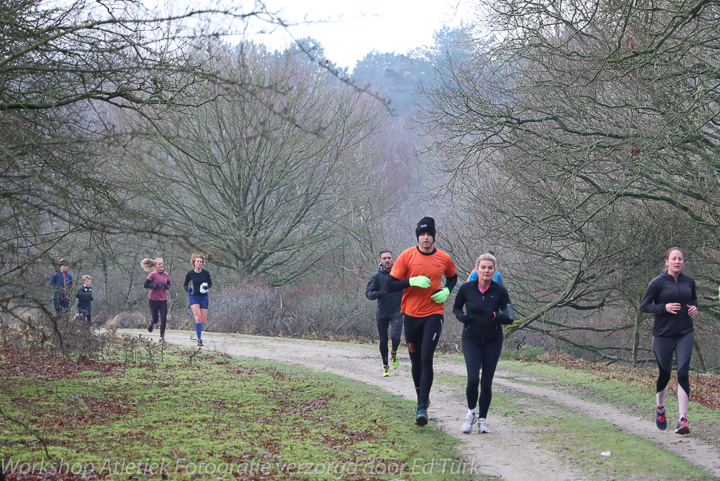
[1,345,468,480]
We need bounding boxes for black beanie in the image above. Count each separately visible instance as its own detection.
[415,217,436,239]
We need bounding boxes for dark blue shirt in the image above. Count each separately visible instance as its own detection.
[48,270,73,299]
[76,285,93,308]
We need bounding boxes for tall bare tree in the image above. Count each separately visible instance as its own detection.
[0,0,279,350]
[422,0,720,361]
[128,42,388,285]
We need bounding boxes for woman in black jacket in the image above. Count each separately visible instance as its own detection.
[640,247,698,435]
[453,252,514,434]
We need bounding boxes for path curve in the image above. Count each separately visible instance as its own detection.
[121,330,720,480]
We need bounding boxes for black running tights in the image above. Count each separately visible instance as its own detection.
[377,314,403,366]
[149,299,168,337]
[403,314,443,409]
[462,331,503,418]
[652,331,694,396]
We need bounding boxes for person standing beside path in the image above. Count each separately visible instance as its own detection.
[48,259,73,315]
[184,253,212,347]
[76,275,94,324]
[387,217,458,426]
[640,247,698,435]
[141,257,171,343]
[453,252,514,435]
[366,250,404,377]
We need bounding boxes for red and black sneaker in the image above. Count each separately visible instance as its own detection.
[655,408,667,431]
[675,417,689,435]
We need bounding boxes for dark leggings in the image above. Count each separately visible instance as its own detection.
[79,306,92,324]
[462,331,503,418]
[404,314,443,408]
[377,314,403,366]
[652,331,694,396]
[53,297,70,314]
[149,299,168,337]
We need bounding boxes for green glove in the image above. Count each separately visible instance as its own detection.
[408,276,431,288]
[431,287,450,303]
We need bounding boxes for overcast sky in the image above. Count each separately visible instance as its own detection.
[249,0,477,71]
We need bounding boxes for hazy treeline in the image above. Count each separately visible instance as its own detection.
[2,0,719,370]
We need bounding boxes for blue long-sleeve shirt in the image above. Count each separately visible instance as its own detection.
[48,271,73,299]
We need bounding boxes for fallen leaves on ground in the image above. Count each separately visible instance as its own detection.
[538,354,720,411]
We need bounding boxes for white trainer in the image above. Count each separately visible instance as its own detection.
[478,418,491,433]
[461,412,477,434]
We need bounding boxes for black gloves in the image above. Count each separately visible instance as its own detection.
[461,310,493,323]
[477,308,495,320]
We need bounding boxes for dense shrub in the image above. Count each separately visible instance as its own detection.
[286,284,376,339]
[106,311,147,329]
[210,280,279,334]
[1,309,115,360]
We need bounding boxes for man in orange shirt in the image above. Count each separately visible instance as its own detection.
[388,217,458,426]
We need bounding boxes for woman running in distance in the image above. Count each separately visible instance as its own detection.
[453,252,514,435]
[184,253,212,347]
[640,247,698,435]
[141,257,170,343]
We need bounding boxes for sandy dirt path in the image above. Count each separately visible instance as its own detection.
[122,329,720,480]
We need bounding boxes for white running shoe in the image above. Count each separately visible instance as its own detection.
[478,418,491,433]
[461,412,477,434]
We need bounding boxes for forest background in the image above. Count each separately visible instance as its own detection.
[2,0,720,371]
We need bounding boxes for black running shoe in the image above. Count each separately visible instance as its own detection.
[415,407,428,426]
[147,322,154,333]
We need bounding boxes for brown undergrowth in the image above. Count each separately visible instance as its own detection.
[538,354,720,411]
[0,345,124,380]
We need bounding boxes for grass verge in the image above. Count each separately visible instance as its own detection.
[1,342,469,481]
[498,359,720,444]
[437,371,715,481]
[489,390,714,481]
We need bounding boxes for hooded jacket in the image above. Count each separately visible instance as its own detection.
[366,264,403,319]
